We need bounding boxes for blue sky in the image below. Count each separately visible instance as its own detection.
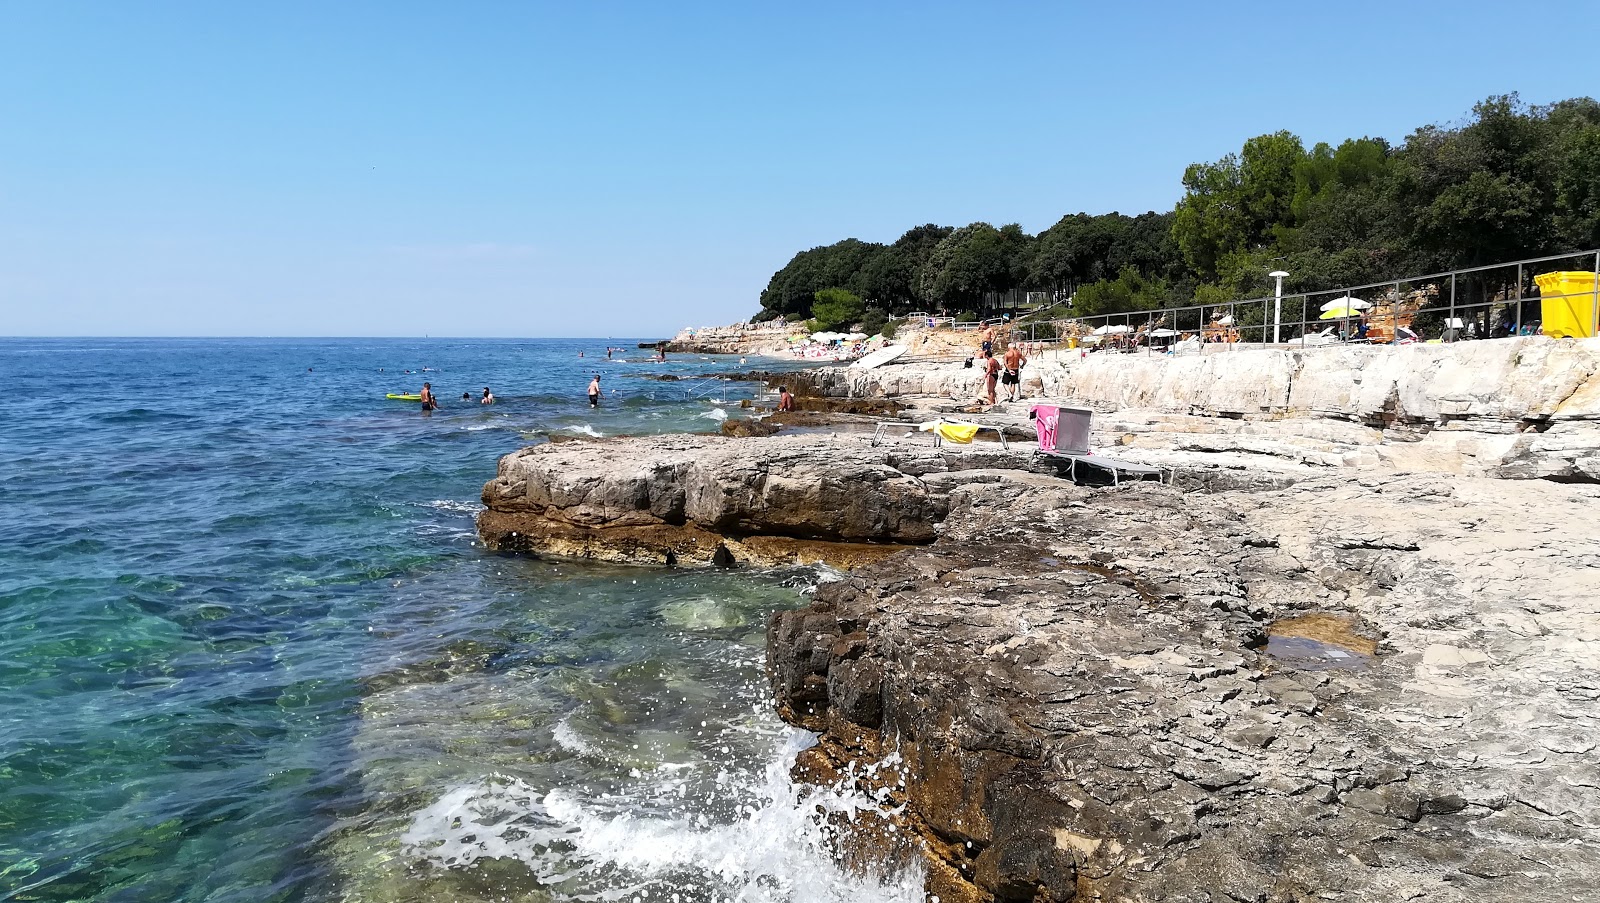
[3,1,1598,337]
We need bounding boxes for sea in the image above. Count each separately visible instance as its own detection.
[0,338,923,903]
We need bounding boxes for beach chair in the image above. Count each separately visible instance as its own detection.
[871,418,1009,450]
[1031,404,1173,486]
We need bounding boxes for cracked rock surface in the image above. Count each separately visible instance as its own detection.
[477,434,1018,567]
[477,429,1600,901]
[770,470,1600,902]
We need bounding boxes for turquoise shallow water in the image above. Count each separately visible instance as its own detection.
[0,338,916,903]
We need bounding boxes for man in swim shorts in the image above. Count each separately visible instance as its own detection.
[587,375,601,408]
[981,350,1000,405]
[420,382,437,413]
[1001,342,1027,402]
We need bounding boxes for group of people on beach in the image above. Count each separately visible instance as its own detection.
[974,325,1028,406]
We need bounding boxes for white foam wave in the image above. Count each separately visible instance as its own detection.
[402,730,924,902]
[572,424,605,438]
[423,499,481,516]
[552,712,600,759]
[700,408,729,422]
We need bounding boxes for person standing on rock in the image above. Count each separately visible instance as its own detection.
[982,350,1000,405]
[1001,342,1027,402]
[979,324,995,357]
[587,375,601,408]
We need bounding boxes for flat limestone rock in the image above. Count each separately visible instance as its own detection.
[477,433,1042,567]
[476,411,1600,900]
[769,471,1600,902]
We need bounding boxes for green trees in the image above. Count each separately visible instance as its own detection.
[1172,130,1306,281]
[808,288,865,332]
[753,94,1600,324]
[757,238,881,320]
[1070,267,1172,317]
[918,223,1031,307]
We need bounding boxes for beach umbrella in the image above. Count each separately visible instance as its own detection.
[1147,328,1180,338]
[844,332,868,341]
[1217,315,1235,326]
[1320,296,1370,312]
[1319,306,1361,320]
[1090,324,1132,335]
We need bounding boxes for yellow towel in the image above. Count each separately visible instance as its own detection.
[919,419,980,443]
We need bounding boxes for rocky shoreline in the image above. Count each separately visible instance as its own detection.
[478,339,1600,902]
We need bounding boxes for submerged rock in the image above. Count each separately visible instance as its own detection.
[718,416,779,438]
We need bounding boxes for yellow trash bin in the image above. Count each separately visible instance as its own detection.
[1534,271,1599,338]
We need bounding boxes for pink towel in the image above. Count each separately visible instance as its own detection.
[1032,404,1059,450]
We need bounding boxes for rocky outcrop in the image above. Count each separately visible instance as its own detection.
[790,337,1600,479]
[665,324,803,355]
[770,469,1600,902]
[480,428,1600,901]
[477,434,1016,567]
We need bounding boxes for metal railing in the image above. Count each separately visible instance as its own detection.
[681,376,732,402]
[1007,249,1600,353]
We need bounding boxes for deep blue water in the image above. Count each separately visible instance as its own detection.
[0,338,916,903]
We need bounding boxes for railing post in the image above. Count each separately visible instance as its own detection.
[1449,273,1456,340]
[1515,262,1523,336]
[1392,281,1402,345]
[1592,251,1599,338]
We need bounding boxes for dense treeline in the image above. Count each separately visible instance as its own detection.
[755,94,1600,324]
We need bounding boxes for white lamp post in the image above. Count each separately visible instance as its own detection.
[1269,271,1289,344]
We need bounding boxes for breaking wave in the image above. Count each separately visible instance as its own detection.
[402,730,925,902]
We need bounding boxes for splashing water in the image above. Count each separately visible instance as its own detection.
[402,731,925,903]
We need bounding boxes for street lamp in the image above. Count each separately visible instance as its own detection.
[1269,270,1290,344]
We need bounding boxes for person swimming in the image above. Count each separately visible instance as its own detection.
[481,387,494,405]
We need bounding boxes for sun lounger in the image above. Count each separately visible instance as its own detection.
[871,418,1009,450]
[1034,449,1173,485]
[1030,403,1174,485]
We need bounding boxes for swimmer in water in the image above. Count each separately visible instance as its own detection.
[481,387,494,405]
[587,375,600,408]
[420,382,438,414]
